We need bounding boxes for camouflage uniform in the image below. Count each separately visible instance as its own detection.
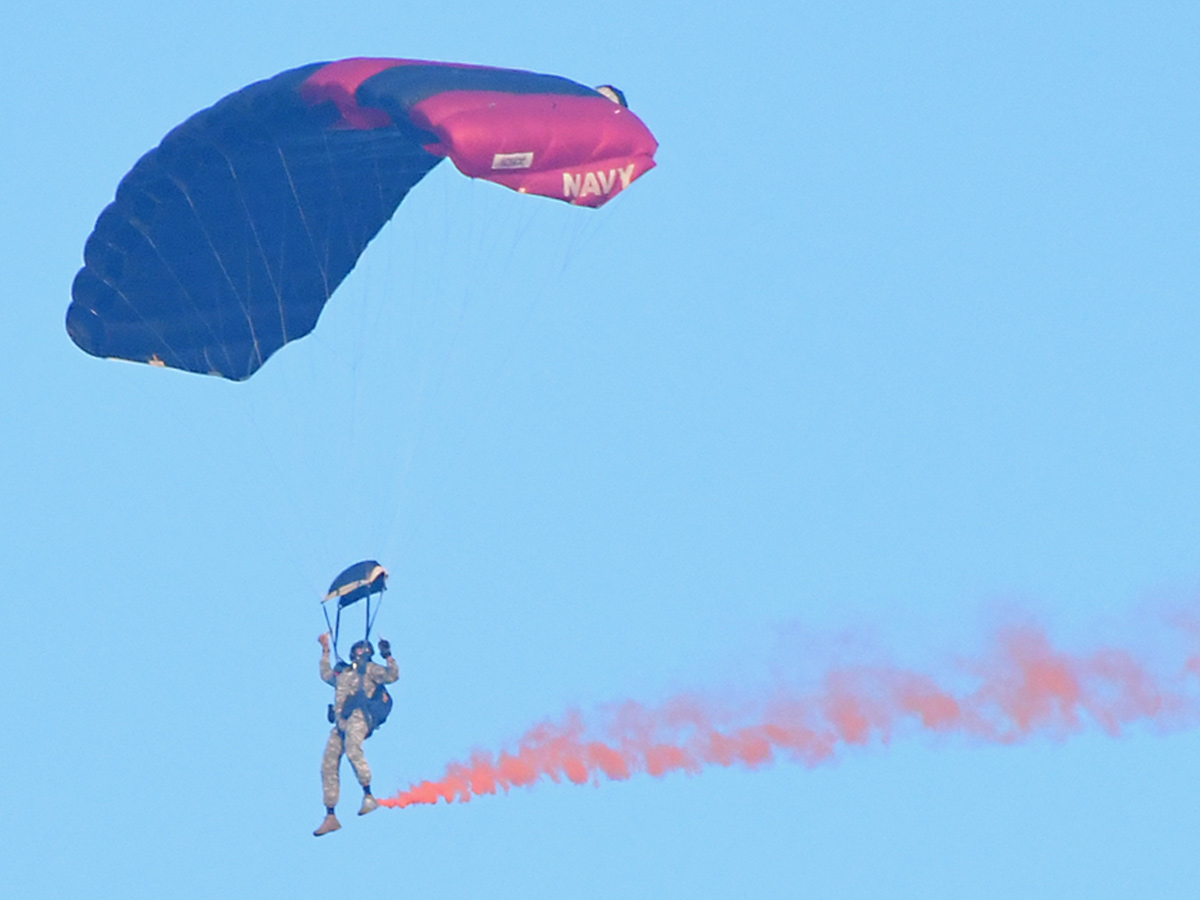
[320,653,399,808]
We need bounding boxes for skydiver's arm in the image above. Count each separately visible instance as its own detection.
[371,658,400,685]
[318,633,337,684]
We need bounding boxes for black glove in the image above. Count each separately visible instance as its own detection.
[378,638,391,659]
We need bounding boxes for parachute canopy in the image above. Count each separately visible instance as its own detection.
[67,58,658,380]
[324,560,388,609]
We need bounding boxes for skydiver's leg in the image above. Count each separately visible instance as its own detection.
[342,714,372,789]
[343,713,380,815]
[321,727,344,809]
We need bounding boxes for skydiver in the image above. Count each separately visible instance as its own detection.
[313,635,399,837]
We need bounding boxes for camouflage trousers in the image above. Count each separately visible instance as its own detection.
[321,710,372,808]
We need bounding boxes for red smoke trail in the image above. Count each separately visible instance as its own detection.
[381,619,1200,809]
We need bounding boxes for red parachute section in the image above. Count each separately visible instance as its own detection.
[302,57,657,208]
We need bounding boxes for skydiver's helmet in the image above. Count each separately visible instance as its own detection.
[595,84,628,108]
[350,640,374,667]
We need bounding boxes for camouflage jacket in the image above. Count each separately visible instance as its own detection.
[321,654,399,724]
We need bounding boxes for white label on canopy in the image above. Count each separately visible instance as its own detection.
[492,152,535,170]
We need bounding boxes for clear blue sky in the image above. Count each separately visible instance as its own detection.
[3,2,1198,897]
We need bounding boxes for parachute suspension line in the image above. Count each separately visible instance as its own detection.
[392,198,586,558]
[556,202,606,277]
[321,602,339,662]
[367,591,384,643]
[365,595,372,643]
[377,182,526,561]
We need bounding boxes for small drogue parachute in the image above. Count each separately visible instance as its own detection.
[322,560,388,662]
[67,58,658,380]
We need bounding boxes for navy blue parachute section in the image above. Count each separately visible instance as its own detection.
[68,64,443,380]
